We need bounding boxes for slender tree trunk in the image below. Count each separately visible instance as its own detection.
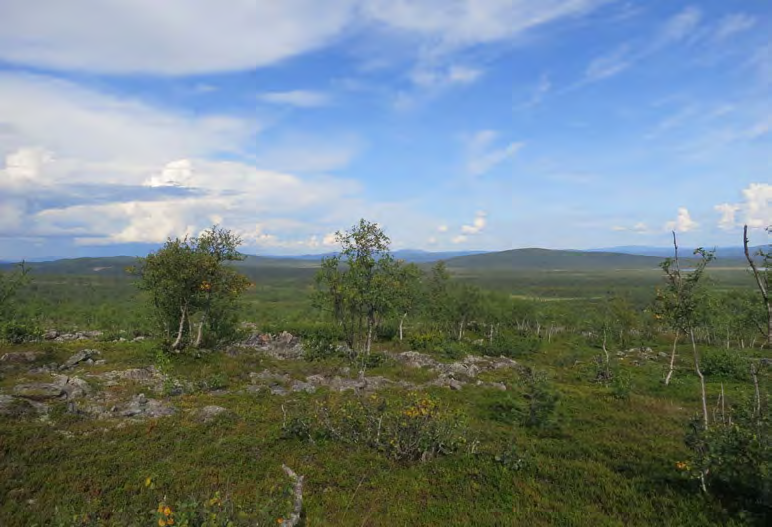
[172,304,187,351]
[399,313,407,341]
[690,328,709,429]
[488,323,494,344]
[744,225,772,347]
[664,330,679,386]
[365,317,374,355]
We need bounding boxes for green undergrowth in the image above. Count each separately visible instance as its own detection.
[0,337,767,526]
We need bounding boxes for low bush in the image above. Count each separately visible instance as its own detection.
[480,333,541,358]
[294,392,469,463]
[0,321,40,344]
[701,349,749,380]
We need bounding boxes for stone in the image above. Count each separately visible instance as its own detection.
[59,349,100,370]
[448,379,464,391]
[51,374,91,400]
[0,351,42,363]
[119,394,175,418]
[43,330,59,340]
[13,383,64,400]
[194,405,229,423]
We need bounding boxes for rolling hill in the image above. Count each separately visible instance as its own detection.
[442,248,710,270]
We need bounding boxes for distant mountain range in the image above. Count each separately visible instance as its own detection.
[1,246,760,276]
[585,245,764,260]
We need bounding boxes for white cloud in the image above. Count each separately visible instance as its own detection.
[610,222,649,234]
[258,90,331,107]
[665,207,698,233]
[323,232,339,246]
[659,6,702,45]
[0,72,251,166]
[427,236,437,244]
[714,13,756,41]
[410,64,483,88]
[460,211,487,235]
[365,0,611,50]
[437,225,448,233]
[714,184,771,231]
[715,203,741,231]
[451,235,468,244]
[0,1,615,76]
[143,160,195,188]
[585,45,632,82]
[466,130,523,177]
[0,1,358,75]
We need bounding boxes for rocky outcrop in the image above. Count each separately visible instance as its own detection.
[241,331,304,360]
[1,351,43,363]
[59,349,101,370]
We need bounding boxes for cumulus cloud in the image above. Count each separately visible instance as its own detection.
[665,207,698,233]
[715,183,772,231]
[437,225,448,232]
[258,90,330,107]
[451,235,468,244]
[466,130,523,177]
[0,73,365,250]
[461,211,487,235]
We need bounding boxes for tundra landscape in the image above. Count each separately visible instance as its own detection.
[1,1,771,525]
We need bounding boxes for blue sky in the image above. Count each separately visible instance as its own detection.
[0,0,769,259]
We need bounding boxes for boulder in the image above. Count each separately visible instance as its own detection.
[13,383,64,400]
[194,405,229,423]
[1,351,42,363]
[59,349,101,370]
[119,394,175,418]
[51,374,91,400]
[43,330,59,340]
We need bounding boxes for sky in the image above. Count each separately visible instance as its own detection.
[0,0,770,260]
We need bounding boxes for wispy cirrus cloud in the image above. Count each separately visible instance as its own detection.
[258,90,331,108]
[465,130,523,177]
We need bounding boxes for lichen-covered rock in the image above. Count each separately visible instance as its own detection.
[13,383,64,400]
[193,405,229,423]
[1,351,42,363]
[59,349,101,370]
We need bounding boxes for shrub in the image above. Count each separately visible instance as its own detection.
[408,331,446,352]
[683,394,770,515]
[701,349,749,380]
[0,321,40,344]
[517,368,560,429]
[302,392,469,463]
[481,333,541,358]
[489,369,560,429]
[304,333,342,362]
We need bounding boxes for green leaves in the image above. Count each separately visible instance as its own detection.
[130,226,250,350]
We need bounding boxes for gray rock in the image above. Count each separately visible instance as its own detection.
[194,405,229,423]
[1,351,42,363]
[13,383,65,400]
[43,330,59,340]
[59,349,100,370]
[119,394,175,418]
[448,379,464,391]
[51,374,91,400]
